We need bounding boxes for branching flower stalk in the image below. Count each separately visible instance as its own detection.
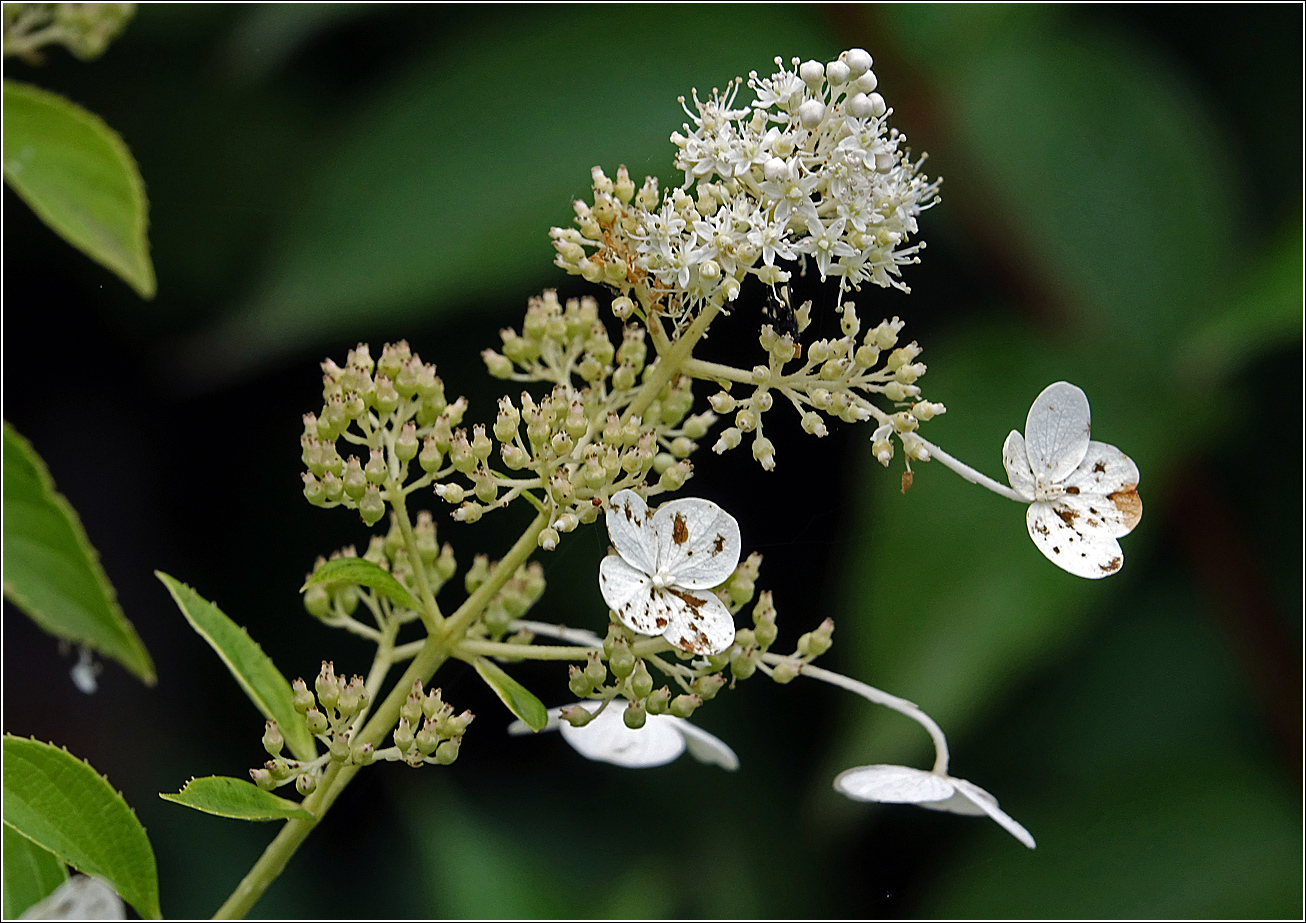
[201,48,1141,918]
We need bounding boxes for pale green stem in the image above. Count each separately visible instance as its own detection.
[915,437,1025,503]
[456,639,593,661]
[386,488,443,630]
[767,655,950,775]
[681,356,757,385]
[625,301,723,423]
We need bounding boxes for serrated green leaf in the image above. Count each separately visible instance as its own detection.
[160,776,314,822]
[471,657,548,732]
[185,4,836,378]
[2,80,154,298]
[303,557,419,612]
[2,737,159,920]
[3,822,68,919]
[2,421,155,684]
[155,572,316,761]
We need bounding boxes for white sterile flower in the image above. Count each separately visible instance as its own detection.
[20,875,126,920]
[1003,382,1143,579]
[508,702,739,770]
[834,764,1035,849]
[599,489,741,655]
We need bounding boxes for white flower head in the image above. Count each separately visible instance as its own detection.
[508,702,739,770]
[834,764,1035,849]
[599,489,741,655]
[1003,382,1142,579]
[20,875,126,920]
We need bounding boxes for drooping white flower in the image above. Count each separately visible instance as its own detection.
[834,764,1035,849]
[20,875,125,920]
[599,489,741,655]
[508,702,739,770]
[1003,382,1142,579]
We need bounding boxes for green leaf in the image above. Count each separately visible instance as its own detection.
[2,736,159,920]
[184,4,836,378]
[3,823,68,919]
[2,421,155,684]
[155,572,317,761]
[471,657,548,732]
[160,776,314,822]
[302,557,419,612]
[2,80,155,298]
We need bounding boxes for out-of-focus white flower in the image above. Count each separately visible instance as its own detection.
[20,875,125,920]
[508,702,738,770]
[598,489,741,655]
[1003,382,1142,578]
[834,764,1035,849]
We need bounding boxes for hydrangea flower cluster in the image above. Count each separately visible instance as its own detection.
[551,48,939,322]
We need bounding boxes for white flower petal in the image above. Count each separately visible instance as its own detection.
[1058,490,1140,541]
[1002,430,1035,500]
[950,778,1037,849]
[832,764,957,804]
[659,587,736,655]
[21,875,125,920]
[1062,443,1143,537]
[605,489,657,575]
[598,555,662,634]
[557,703,687,768]
[676,720,740,771]
[1023,381,1091,485]
[650,497,741,589]
[1027,500,1124,579]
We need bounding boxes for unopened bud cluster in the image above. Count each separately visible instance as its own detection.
[301,341,465,527]
[561,621,714,730]
[709,301,943,471]
[3,2,135,63]
[472,290,712,546]
[551,48,939,323]
[465,556,547,639]
[376,680,473,768]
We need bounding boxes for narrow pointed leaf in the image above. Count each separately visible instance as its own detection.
[2,80,154,298]
[2,737,159,920]
[160,776,314,822]
[471,657,549,732]
[302,557,419,612]
[2,823,68,919]
[156,572,316,761]
[3,422,154,684]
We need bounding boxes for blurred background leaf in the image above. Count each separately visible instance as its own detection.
[2,4,1298,918]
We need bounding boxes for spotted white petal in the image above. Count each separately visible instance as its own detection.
[672,719,740,770]
[832,764,957,804]
[1002,430,1036,500]
[598,555,661,634]
[1062,443,1143,537]
[605,489,657,575]
[658,586,736,655]
[948,778,1037,849]
[1027,499,1125,579]
[649,497,741,589]
[20,875,125,920]
[1023,381,1091,485]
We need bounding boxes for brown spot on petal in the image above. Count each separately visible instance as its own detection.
[1110,487,1143,530]
[1093,461,1107,474]
[668,588,706,614]
[655,615,668,629]
[672,512,689,545]
[712,534,725,554]
[1056,507,1078,526]
[1065,485,1080,495]
[1100,557,1122,573]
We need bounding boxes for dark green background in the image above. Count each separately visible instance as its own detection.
[4,4,1301,917]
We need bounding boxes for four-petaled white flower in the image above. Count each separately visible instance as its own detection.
[1003,382,1142,579]
[509,702,739,770]
[20,875,126,920]
[599,489,741,655]
[834,764,1035,849]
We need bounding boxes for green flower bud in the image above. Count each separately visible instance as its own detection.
[360,484,386,526]
[568,665,594,697]
[395,422,419,462]
[482,349,514,379]
[608,639,635,679]
[365,448,387,484]
[262,721,284,757]
[435,543,457,581]
[434,736,461,765]
[303,582,330,619]
[302,471,325,505]
[372,375,400,414]
[630,659,654,699]
[266,758,295,782]
[250,768,275,791]
[465,555,490,593]
[560,704,594,727]
[436,482,465,505]
[691,673,726,700]
[415,718,440,756]
[584,650,607,686]
[321,471,344,502]
[292,678,315,714]
[770,660,800,684]
[330,736,351,763]
[351,742,375,766]
[315,663,339,709]
[295,773,317,796]
[797,617,835,657]
[646,685,671,715]
[304,707,328,736]
[730,647,758,680]
[623,699,647,729]
[343,456,367,500]
[394,717,415,753]
[669,693,702,719]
